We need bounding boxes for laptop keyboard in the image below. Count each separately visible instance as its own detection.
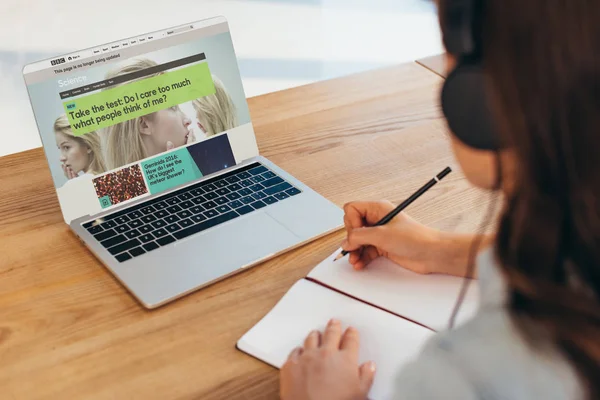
[82,163,302,262]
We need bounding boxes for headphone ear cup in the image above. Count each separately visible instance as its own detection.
[441,63,499,151]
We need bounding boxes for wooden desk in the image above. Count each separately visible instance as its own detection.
[0,62,494,399]
[416,53,448,78]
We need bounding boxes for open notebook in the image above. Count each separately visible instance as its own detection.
[237,249,479,400]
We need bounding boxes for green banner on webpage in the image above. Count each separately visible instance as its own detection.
[63,62,215,136]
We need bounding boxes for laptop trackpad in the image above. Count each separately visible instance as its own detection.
[120,212,300,306]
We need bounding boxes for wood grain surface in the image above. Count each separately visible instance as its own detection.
[0,61,495,399]
[416,53,448,79]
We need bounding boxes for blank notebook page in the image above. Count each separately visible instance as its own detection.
[237,279,434,400]
[308,250,480,331]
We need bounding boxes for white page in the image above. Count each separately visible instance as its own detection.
[238,279,434,400]
[308,250,479,331]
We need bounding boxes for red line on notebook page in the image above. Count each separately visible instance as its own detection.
[304,277,436,332]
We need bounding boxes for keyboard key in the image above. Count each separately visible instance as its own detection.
[166,205,183,214]
[129,210,143,219]
[251,176,265,184]
[286,187,301,196]
[141,206,156,214]
[241,196,254,205]
[179,218,193,228]
[151,220,167,229]
[192,196,206,204]
[249,165,268,175]
[191,214,207,223]
[130,247,146,257]
[238,171,251,179]
[139,234,155,243]
[154,201,168,210]
[100,234,127,249]
[261,171,276,179]
[141,215,157,224]
[204,192,218,200]
[203,200,218,209]
[87,225,103,235]
[115,224,131,234]
[263,196,278,205]
[177,210,192,219]
[114,215,130,225]
[178,192,193,201]
[173,211,239,240]
[262,176,285,188]
[215,180,228,188]
[204,183,217,191]
[229,183,242,191]
[275,192,290,200]
[228,200,243,209]
[116,253,132,262]
[165,197,181,205]
[125,229,141,239]
[190,205,204,214]
[143,242,159,252]
[216,205,232,213]
[109,239,142,255]
[250,184,265,192]
[164,215,180,224]
[191,188,205,196]
[153,228,169,238]
[138,225,152,234]
[95,229,117,241]
[157,235,176,246]
[239,188,252,196]
[251,200,267,210]
[166,223,181,233]
[215,197,228,205]
[225,176,240,184]
[263,182,293,196]
[226,192,241,201]
[101,220,117,229]
[155,210,169,219]
[204,209,219,219]
[240,179,253,187]
[237,205,254,215]
[252,191,267,200]
[180,200,194,209]
[216,188,230,196]
[128,220,143,229]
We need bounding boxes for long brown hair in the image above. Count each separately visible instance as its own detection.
[440,0,600,397]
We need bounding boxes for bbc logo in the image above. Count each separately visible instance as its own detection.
[51,57,66,66]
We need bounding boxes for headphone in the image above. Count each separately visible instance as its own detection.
[440,0,501,151]
[440,0,504,329]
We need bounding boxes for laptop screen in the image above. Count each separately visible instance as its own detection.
[23,17,258,224]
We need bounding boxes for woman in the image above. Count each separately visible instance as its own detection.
[280,1,600,399]
[101,58,194,170]
[54,114,106,179]
[192,75,238,137]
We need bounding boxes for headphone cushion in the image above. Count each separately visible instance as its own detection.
[441,63,500,151]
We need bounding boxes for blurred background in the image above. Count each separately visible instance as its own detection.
[0,0,442,157]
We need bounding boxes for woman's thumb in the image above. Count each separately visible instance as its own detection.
[359,361,376,394]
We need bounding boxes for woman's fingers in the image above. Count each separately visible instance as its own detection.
[322,319,342,349]
[304,330,321,350]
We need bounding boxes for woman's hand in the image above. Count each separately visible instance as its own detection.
[342,201,441,274]
[280,319,376,400]
[61,163,78,179]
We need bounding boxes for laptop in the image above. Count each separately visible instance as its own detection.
[22,16,343,308]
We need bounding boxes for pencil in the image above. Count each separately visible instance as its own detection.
[333,166,452,261]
